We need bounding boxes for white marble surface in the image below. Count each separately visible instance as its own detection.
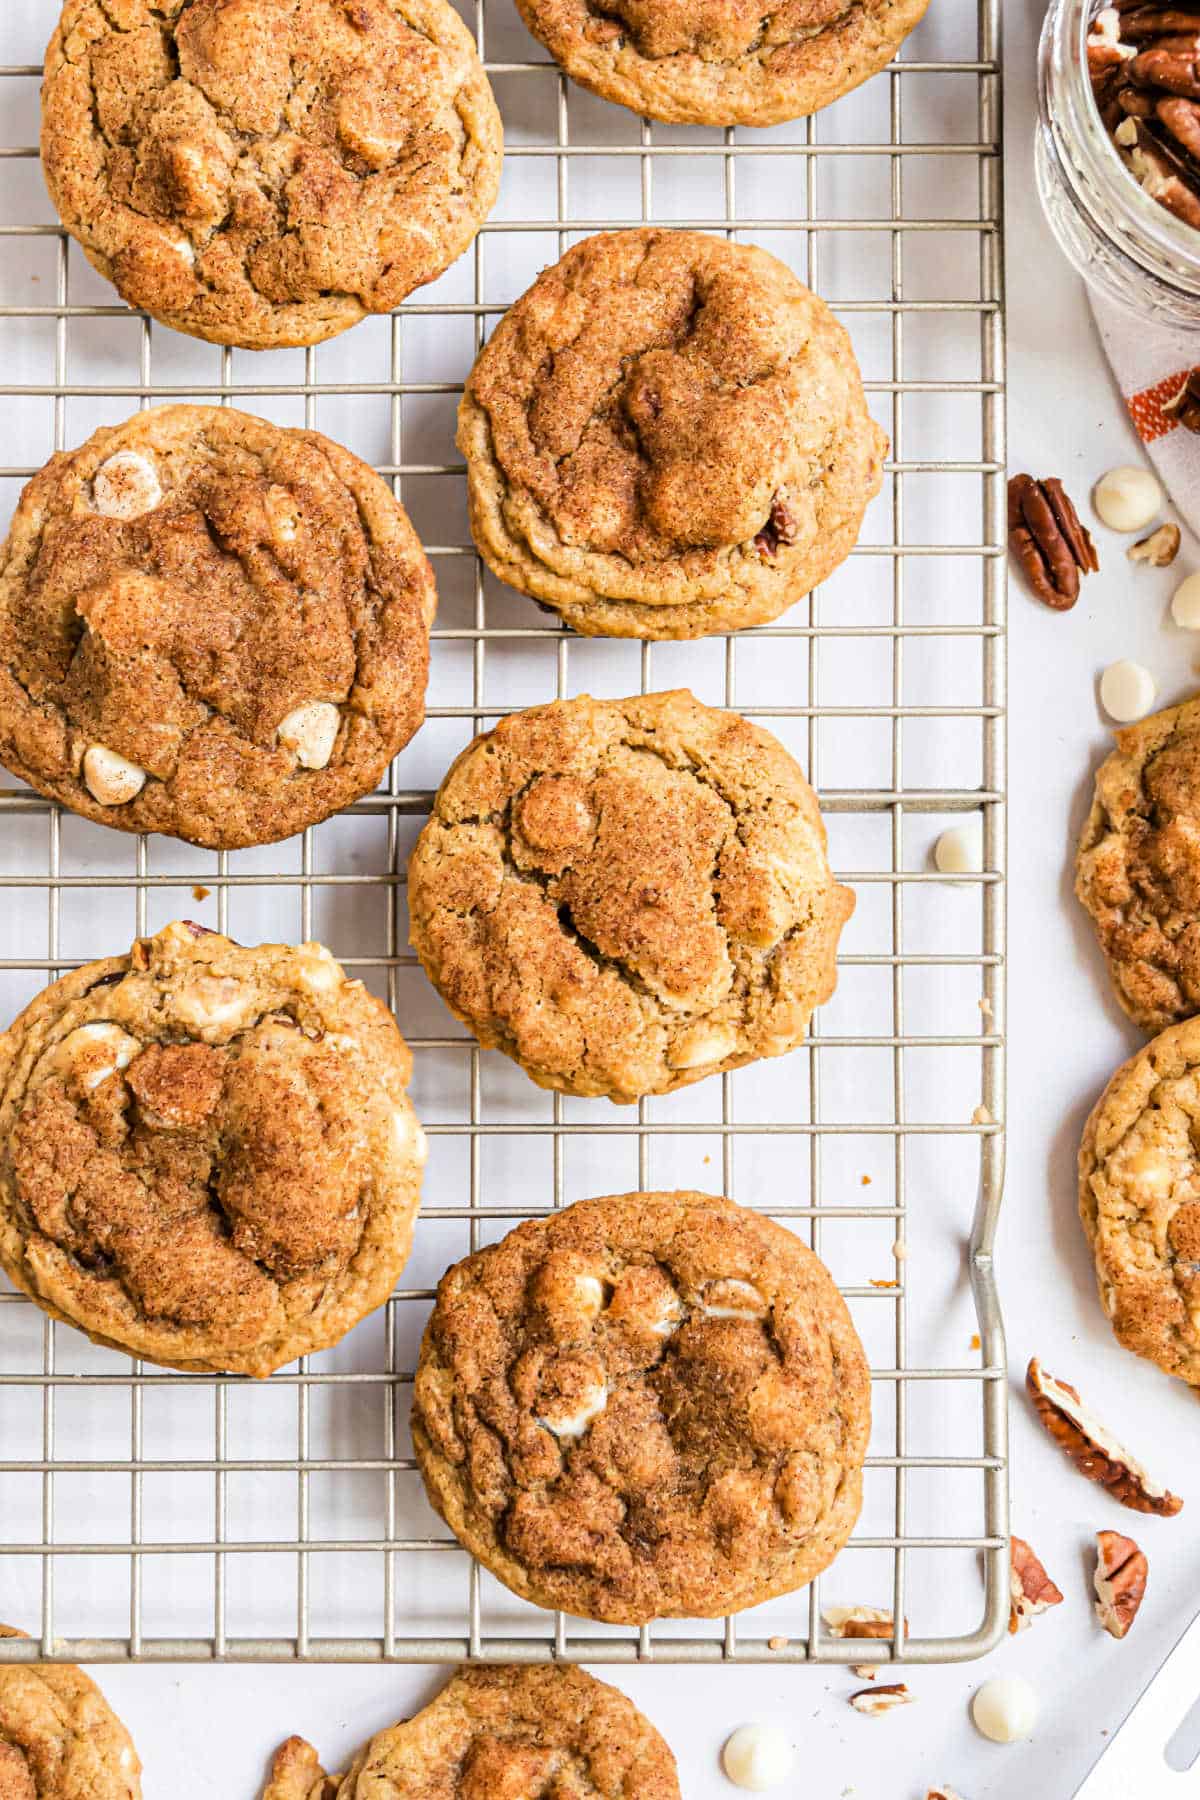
[11,3,1200,1796]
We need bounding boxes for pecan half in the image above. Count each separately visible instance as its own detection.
[1094,1529,1148,1638]
[1128,521,1181,563]
[1026,1358,1184,1516]
[1166,365,1200,430]
[849,1683,914,1717]
[1009,1536,1065,1632]
[1008,475,1099,609]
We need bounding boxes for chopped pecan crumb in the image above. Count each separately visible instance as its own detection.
[1008,474,1099,609]
[1026,1358,1184,1516]
[824,1605,906,1641]
[754,491,801,559]
[1094,1529,1148,1638]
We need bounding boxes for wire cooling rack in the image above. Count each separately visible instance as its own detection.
[0,0,1007,1666]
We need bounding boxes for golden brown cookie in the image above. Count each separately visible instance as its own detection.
[0,922,425,1377]
[407,690,853,1103]
[1076,695,1200,1032]
[42,0,503,349]
[260,1665,679,1799]
[412,1191,870,1624]
[0,1626,141,1799]
[458,230,887,639]
[513,0,931,127]
[0,405,435,850]
[1080,1018,1200,1388]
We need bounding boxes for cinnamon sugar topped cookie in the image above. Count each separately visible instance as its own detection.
[513,0,932,128]
[42,0,503,348]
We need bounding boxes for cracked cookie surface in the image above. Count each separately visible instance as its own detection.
[513,1,931,128]
[0,922,426,1376]
[1076,695,1200,1032]
[260,1664,679,1799]
[42,0,503,349]
[0,405,435,849]
[412,1191,870,1623]
[407,690,854,1103]
[0,1626,141,1800]
[458,229,887,639]
[1080,1019,1200,1388]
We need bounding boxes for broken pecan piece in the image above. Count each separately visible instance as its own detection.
[1008,475,1099,609]
[1026,1358,1184,1516]
[754,491,802,560]
[1009,1536,1064,1632]
[1166,365,1200,430]
[849,1683,914,1717]
[1128,521,1181,563]
[1094,1529,1148,1638]
[823,1605,907,1641]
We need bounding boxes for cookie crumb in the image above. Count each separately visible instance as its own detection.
[972,1103,993,1125]
[767,1635,789,1651]
[192,885,211,903]
[970,1334,981,1351]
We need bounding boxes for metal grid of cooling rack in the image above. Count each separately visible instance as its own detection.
[0,0,1008,1666]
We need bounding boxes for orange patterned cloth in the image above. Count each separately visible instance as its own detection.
[1092,291,1200,525]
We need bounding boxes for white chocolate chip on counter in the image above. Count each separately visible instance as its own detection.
[91,450,163,520]
[278,702,340,771]
[83,745,147,807]
[1172,571,1200,630]
[933,821,983,876]
[1099,659,1157,723]
[721,1725,795,1792]
[970,1675,1039,1744]
[1093,465,1163,533]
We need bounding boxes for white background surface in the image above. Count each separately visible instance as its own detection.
[6,2,1200,1795]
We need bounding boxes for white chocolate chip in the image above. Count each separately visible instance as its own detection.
[700,1277,767,1321]
[1172,571,1200,630]
[538,1378,608,1440]
[392,1107,428,1167]
[572,1274,606,1321]
[265,485,301,545]
[1093,465,1163,534]
[971,1676,1039,1744]
[53,1022,141,1090]
[91,450,163,520]
[933,822,983,876]
[668,1020,739,1070]
[1100,659,1157,723]
[83,745,147,807]
[172,974,251,1036]
[278,702,340,771]
[721,1725,796,1792]
[297,948,342,993]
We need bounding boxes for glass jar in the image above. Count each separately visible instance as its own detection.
[1036,0,1200,322]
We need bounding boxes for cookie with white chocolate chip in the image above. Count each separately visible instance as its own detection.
[0,405,435,848]
[41,0,503,350]
[1080,1014,1200,1388]
[407,690,854,1103]
[412,1190,870,1623]
[459,229,887,638]
[0,1625,142,1798]
[260,1664,680,1800]
[0,922,426,1375]
[1076,693,1200,1031]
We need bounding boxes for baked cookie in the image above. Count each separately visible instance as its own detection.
[1080,1018,1200,1388]
[42,0,503,350]
[260,1664,679,1799]
[1076,694,1200,1032]
[0,1625,141,1799]
[458,230,887,639]
[0,922,425,1377]
[513,0,932,128]
[407,690,853,1103]
[412,1191,870,1623]
[0,405,435,850]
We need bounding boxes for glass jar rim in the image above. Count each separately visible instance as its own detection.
[1045,0,1200,286]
